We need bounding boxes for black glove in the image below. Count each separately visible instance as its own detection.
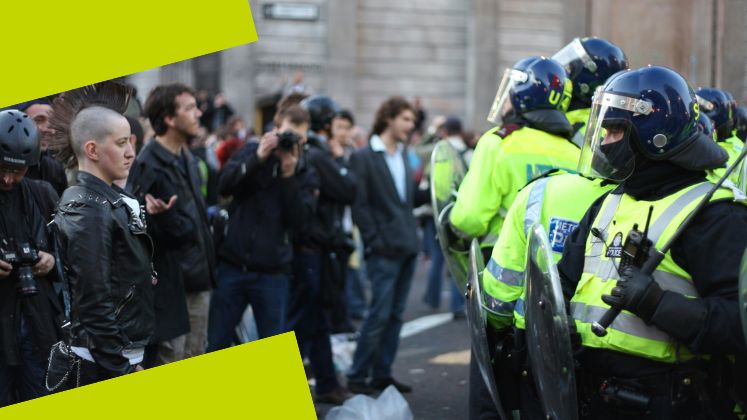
[601,266,664,323]
[567,318,583,356]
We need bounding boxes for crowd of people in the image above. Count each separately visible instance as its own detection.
[0,75,473,408]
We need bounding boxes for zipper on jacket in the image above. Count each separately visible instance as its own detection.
[115,285,136,318]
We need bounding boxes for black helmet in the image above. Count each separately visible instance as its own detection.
[578,66,727,181]
[487,56,572,125]
[696,87,733,140]
[0,110,40,167]
[696,112,716,141]
[734,105,747,142]
[301,95,340,134]
[552,37,629,106]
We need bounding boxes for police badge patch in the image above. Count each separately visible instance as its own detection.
[548,217,579,253]
[605,232,624,258]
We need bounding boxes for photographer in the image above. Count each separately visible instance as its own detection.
[207,104,316,349]
[0,110,62,406]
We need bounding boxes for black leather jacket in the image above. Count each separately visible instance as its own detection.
[54,172,155,377]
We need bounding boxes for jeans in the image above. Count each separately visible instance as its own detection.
[423,217,465,313]
[345,267,366,318]
[287,251,339,394]
[0,316,49,407]
[207,263,289,351]
[347,254,416,382]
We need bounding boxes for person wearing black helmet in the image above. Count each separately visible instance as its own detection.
[552,37,629,147]
[559,66,747,418]
[734,105,747,143]
[0,109,63,406]
[447,55,578,420]
[299,96,359,334]
[696,111,717,141]
[302,95,339,141]
[285,95,357,405]
[696,88,745,186]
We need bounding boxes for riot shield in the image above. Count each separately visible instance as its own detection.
[740,248,747,348]
[466,238,508,420]
[524,223,578,420]
[430,140,469,292]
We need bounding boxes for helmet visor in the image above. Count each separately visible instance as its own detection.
[552,38,597,81]
[577,91,653,181]
[487,68,528,125]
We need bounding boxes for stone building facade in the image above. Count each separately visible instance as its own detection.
[127,0,747,134]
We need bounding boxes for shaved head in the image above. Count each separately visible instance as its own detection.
[70,106,128,159]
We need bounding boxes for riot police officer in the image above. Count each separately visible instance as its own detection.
[552,37,629,147]
[560,65,747,419]
[448,56,580,420]
[696,87,744,185]
[476,169,612,417]
[734,106,747,143]
[450,56,579,254]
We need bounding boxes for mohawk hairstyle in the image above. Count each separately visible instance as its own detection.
[47,81,132,169]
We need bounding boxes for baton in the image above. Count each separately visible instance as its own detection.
[591,144,747,337]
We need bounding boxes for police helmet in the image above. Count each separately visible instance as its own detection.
[300,95,340,134]
[724,90,737,117]
[487,56,572,125]
[696,112,716,141]
[696,87,733,140]
[552,37,629,106]
[578,66,727,181]
[734,106,747,142]
[0,109,40,167]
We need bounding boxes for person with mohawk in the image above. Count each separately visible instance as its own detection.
[49,81,155,385]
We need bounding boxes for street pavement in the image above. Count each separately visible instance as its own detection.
[315,257,471,419]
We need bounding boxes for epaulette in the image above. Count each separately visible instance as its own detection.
[521,168,562,190]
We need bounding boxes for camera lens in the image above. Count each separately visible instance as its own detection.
[277,131,299,150]
[15,266,38,297]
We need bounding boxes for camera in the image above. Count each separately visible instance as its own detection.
[1,241,40,297]
[277,130,300,151]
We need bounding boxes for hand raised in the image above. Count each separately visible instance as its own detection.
[145,194,177,215]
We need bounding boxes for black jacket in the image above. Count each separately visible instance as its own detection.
[349,142,425,258]
[127,140,216,341]
[0,178,63,365]
[217,142,316,273]
[54,172,155,377]
[559,160,747,376]
[300,137,357,249]
[26,151,68,197]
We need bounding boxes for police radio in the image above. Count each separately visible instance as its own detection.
[619,207,654,273]
[592,144,747,337]
[590,207,653,337]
